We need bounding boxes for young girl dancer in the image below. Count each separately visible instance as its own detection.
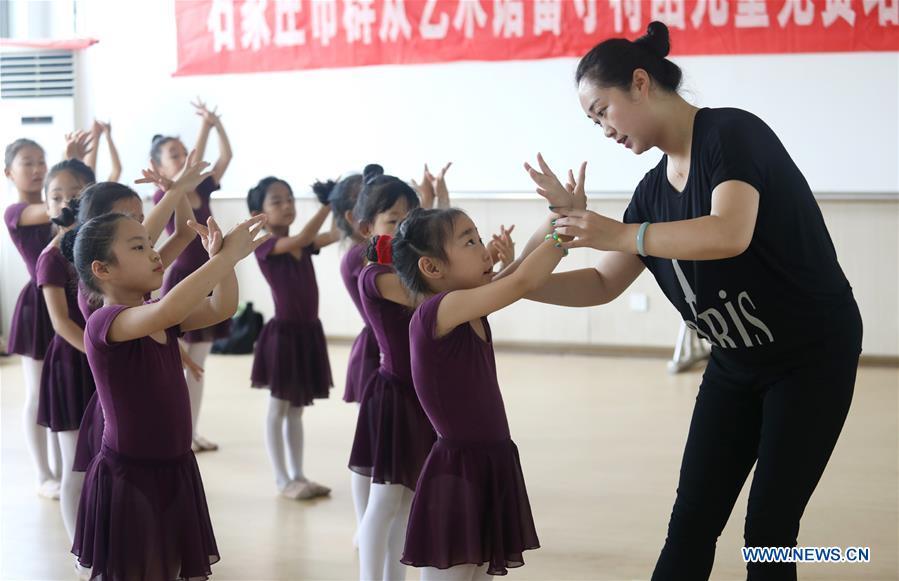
[151,98,232,452]
[393,160,584,578]
[248,176,340,500]
[347,165,442,581]
[4,138,59,497]
[35,160,97,543]
[70,170,264,581]
[65,156,208,480]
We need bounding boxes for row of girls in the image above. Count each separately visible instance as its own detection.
[5,99,574,580]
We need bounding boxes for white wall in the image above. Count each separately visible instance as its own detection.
[2,0,897,357]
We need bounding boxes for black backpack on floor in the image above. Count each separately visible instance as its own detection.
[211,302,264,355]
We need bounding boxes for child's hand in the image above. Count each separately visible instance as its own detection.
[187,216,224,258]
[192,97,220,127]
[135,165,174,191]
[171,149,212,193]
[98,120,112,136]
[431,162,452,202]
[180,348,205,381]
[90,119,104,136]
[64,130,93,160]
[410,164,436,205]
[525,153,587,211]
[220,215,271,262]
[488,224,515,268]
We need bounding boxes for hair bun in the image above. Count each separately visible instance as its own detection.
[60,226,80,263]
[311,179,337,205]
[635,21,671,58]
[51,197,81,227]
[363,164,384,185]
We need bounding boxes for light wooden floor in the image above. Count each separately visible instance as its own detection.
[1,346,896,581]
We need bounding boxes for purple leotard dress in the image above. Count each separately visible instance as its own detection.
[339,244,380,403]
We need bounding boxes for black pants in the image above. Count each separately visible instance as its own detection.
[652,304,862,581]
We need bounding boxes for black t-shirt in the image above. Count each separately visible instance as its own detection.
[624,107,854,362]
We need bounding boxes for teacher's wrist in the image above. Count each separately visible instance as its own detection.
[617,222,640,254]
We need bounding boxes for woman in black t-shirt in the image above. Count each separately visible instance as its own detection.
[519,22,862,581]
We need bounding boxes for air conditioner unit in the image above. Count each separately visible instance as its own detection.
[1,47,77,341]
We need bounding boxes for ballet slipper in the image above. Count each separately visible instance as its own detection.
[192,435,219,452]
[37,479,61,500]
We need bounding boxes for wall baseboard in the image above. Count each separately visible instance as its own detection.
[325,336,899,368]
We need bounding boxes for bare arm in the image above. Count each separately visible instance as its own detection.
[43,285,86,352]
[555,181,760,260]
[374,271,416,308]
[157,193,198,268]
[108,216,269,342]
[103,122,122,182]
[209,118,232,184]
[436,227,566,337]
[16,203,51,226]
[270,204,331,256]
[525,251,645,307]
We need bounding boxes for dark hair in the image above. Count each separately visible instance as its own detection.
[353,164,420,226]
[72,213,129,296]
[60,182,142,262]
[575,21,682,93]
[311,179,337,205]
[77,182,141,223]
[391,207,465,297]
[46,159,96,193]
[52,196,81,228]
[247,176,293,213]
[5,138,44,169]
[329,174,363,238]
[150,134,181,165]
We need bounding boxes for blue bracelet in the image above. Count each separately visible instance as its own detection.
[636,222,651,257]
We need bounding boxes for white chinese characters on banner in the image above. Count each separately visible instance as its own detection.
[777,0,814,27]
[735,0,770,27]
[863,0,899,26]
[574,0,598,34]
[312,0,339,46]
[610,0,643,33]
[691,0,728,28]
[534,0,562,36]
[241,0,271,50]
[380,0,412,42]
[454,0,488,39]
[343,0,376,44]
[420,0,450,39]
[822,0,856,26]
[651,0,686,29]
[208,0,236,52]
[493,0,524,38]
[274,0,306,46]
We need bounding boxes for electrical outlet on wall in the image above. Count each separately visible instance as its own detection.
[629,293,649,313]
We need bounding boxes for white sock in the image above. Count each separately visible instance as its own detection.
[264,397,291,489]
[383,487,413,580]
[20,357,53,484]
[185,341,213,440]
[284,405,306,482]
[58,430,85,543]
[358,483,405,580]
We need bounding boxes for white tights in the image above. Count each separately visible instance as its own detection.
[184,341,213,440]
[58,430,85,542]
[20,357,57,484]
[264,397,306,489]
[358,483,412,581]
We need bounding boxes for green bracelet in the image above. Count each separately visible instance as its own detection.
[636,222,651,257]
[544,233,569,257]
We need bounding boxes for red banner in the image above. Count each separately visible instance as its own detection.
[175,0,899,76]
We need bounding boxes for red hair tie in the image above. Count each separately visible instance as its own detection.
[375,235,393,265]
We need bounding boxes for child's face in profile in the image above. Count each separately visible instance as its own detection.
[429,213,494,292]
[100,217,164,295]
